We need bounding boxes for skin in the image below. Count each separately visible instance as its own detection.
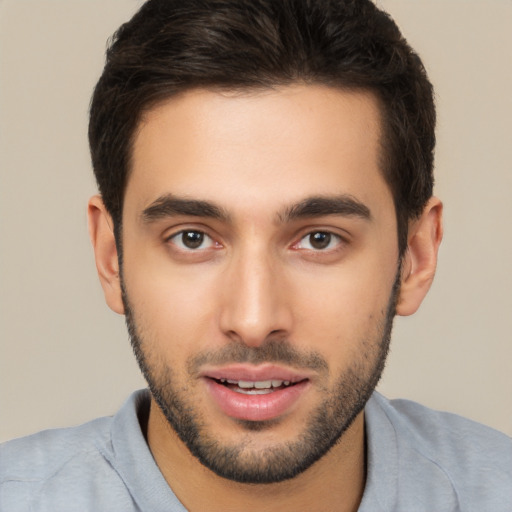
[88,85,443,511]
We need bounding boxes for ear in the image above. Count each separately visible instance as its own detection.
[87,195,125,315]
[396,197,443,316]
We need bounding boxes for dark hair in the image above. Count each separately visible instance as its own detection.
[89,0,435,255]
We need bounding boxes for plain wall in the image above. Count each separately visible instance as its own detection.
[0,0,511,442]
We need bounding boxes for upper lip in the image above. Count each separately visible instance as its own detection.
[199,363,313,383]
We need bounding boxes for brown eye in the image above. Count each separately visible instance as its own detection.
[182,231,204,249]
[169,230,214,250]
[296,231,341,251]
[309,232,331,249]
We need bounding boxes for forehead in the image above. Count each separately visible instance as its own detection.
[126,85,390,220]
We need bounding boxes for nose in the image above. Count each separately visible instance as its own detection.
[219,246,292,347]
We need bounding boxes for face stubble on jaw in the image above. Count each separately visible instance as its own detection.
[121,269,401,485]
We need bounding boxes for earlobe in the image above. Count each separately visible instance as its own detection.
[87,195,125,315]
[396,197,443,317]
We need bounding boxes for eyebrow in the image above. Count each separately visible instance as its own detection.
[278,195,372,223]
[140,193,371,225]
[141,194,230,223]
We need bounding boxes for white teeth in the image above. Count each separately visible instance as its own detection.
[234,388,273,395]
[238,380,255,388]
[218,378,293,389]
[254,380,272,389]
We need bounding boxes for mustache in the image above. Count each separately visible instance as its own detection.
[187,338,329,375]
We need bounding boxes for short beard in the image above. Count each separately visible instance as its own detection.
[122,269,400,484]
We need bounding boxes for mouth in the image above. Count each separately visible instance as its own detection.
[212,377,302,395]
[201,365,312,422]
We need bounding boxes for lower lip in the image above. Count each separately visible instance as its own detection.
[204,379,310,422]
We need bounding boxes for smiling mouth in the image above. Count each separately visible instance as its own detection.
[211,378,304,395]
[204,370,311,421]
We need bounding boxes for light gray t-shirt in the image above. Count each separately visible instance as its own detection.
[1,390,511,511]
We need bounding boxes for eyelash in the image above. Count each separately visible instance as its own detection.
[295,231,344,251]
[166,230,218,251]
[166,228,346,254]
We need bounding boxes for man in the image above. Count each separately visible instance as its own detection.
[1,0,510,510]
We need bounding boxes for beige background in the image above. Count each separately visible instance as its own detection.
[0,0,511,442]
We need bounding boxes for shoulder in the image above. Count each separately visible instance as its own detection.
[0,391,153,512]
[0,415,113,478]
[0,416,127,511]
[368,393,512,510]
[373,393,512,463]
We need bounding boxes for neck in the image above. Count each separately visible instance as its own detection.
[147,398,366,512]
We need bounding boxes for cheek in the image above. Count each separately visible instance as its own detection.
[290,262,396,357]
[122,253,221,357]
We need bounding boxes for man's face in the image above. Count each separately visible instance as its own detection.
[120,85,400,483]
